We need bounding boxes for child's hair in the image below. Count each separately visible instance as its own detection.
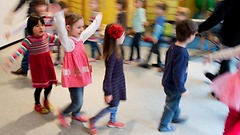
[27,14,45,35]
[136,0,146,8]
[65,12,83,26]
[116,0,126,10]
[33,0,47,6]
[58,1,68,9]
[103,23,124,60]
[155,1,167,11]
[177,7,190,18]
[176,20,198,42]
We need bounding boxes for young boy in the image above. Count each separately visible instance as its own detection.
[159,20,198,132]
[140,2,167,70]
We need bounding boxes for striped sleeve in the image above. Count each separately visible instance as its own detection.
[8,38,29,64]
[48,33,60,44]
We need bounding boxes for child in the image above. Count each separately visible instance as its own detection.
[51,4,102,127]
[140,2,167,71]
[116,0,127,60]
[88,23,126,135]
[159,20,198,132]
[7,0,57,76]
[128,0,148,63]
[203,45,240,135]
[3,14,59,114]
[85,0,102,62]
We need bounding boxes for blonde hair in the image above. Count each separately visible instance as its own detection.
[65,12,83,26]
[177,7,190,18]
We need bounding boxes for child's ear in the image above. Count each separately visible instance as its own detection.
[66,25,71,31]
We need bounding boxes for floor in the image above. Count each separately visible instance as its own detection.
[0,43,228,135]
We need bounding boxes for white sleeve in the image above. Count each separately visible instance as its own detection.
[80,13,102,42]
[54,11,75,52]
[10,18,28,36]
[140,8,147,23]
[209,45,240,61]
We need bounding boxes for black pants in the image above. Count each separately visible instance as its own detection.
[145,41,163,67]
[129,33,142,61]
[34,84,52,105]
[219,60,230,74]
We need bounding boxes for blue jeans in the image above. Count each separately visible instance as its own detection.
[160,89,182,127]
[62,87,84,117]
[91,102,119,124]
[84,40,101,58]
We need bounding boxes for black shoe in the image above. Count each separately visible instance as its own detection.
[138,63,150,68]
[172,117,188,124]
[205,72,217,81]
[11,68,27,76]
[158,125,175,132]
[151,63,159,67]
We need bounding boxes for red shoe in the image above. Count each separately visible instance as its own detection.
[43,100,54,111]
[107,121,125,128]
[58,110,69,127]
[88,118,97,135]
[34,104,49,114]
[71,115,88,122]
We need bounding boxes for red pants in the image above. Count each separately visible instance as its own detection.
[224,108,240,135]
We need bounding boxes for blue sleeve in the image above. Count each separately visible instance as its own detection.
[152,17,165,40]
[103,54,116,96]
[172,54,188,92]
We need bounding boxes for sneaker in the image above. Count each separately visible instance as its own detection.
[158,125,175,132]
[71,115,88,122]
[54,60,61,66]
[11,68,27,76]
[107,121,125,128]
[139,63,150,68]
[133,59,141,62]
[89,118,97,135]
[43,100,54,111]
[172,117,188,124]
[34,104,49,114]
[88,58,96,62]
[157,67,165,72]
[123,60,134,64]
[95,56,102,60]
[205,72,217,81]
[58,110,69,127]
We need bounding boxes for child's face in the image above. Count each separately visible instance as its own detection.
[175,13,187,22]
[33,20,45,37]
[117,33,125,45]
[34,4,48,15]
[155,7,164,16]
[67,19,84,37]
[187,33,197,43]
[135,0,143,8]
[115,3,123,11]
[89,0,99,11]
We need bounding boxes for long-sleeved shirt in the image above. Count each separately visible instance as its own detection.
[198,0,240,47]
[54,11,102,52]
[13,0,56,16]
[152,16,165,40]
[162,44,189,93]
[132,8,147,33]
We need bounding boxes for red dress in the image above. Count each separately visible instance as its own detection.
[23,33,58,88]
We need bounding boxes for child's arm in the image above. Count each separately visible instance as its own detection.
[80,13,102,43]
[173,55,188,93]
[103,54,116,98]
[6,18,28,39]
[206,45,240,63]
[152,18,165,43]
[140,8,148,26]
[54,10,75,52]
[3,39,29,72]
[47,33,60,44]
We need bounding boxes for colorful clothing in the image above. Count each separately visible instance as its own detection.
[9,33,59,88]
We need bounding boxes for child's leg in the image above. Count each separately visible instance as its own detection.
[62,87,84,116]
[96,43,102,56]
[129,34,137,61]
[34,88,43,105]
[44,84,52,100]
[91,41,97,58]
[134,33,142,60]
[223,108,240,135]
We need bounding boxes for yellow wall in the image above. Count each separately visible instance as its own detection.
[182,0,197,17]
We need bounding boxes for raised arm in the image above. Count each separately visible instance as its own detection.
[13,0,27,12]
[8,18,28,38]
[80,13,102,42]
[209,45,240,62]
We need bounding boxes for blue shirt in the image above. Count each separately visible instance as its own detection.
[152,16,165,40]
[162,44,189,93]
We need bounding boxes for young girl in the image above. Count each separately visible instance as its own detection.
[204,45,240,135]
[3,15,59,114]
[127,0,148,63]
[85,0,102,62]
[88,23,126,135]
[51,4,102,127]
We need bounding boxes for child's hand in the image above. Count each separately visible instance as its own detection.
[143,21,149,26]
[49,3,62,14]
[151,37,158,44]
[182,91,189,97]
[104,95,113,103]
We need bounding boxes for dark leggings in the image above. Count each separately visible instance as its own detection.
[34,84,52,105]
[146,41,163,66]
[129,33,142,61]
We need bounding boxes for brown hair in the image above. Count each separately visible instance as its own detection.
[177,7,190,18]
[116,0,127,10]
[176,20,198,42]
[58,1,68,9]
[33,0,47,6]
[155,2,167,11]
[103,23,123,60]
[65,12,83,26]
